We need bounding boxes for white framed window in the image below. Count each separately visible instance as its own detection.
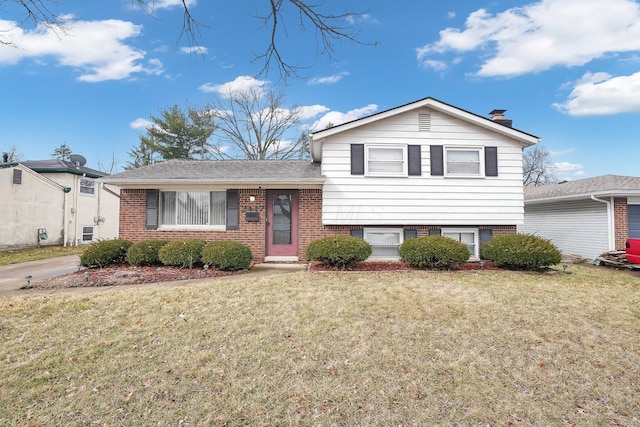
[366,145,407,176]
[160,191,226,228]
[364,228,403,259]
[445,147,483,177]
[81,225,95,243]
[442,228,479,258]
[79,178,96,195]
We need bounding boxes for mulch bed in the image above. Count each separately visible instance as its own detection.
[28,265,237,290]
[28,261,504,290]
[308,261,503,272]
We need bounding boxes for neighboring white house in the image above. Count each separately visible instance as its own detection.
[0,158,120,249]
[519,175,640,260]
[104,97,540,262]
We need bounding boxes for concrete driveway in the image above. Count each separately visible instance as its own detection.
[0,255,81,296]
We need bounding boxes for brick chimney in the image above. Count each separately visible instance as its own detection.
[489,109,512,128]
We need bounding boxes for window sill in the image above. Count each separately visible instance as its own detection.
[158,226,226,232]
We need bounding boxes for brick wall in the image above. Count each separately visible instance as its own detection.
[613,197,628,250]
[119,188,518,262]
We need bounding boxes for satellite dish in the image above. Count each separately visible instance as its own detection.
[69,154,87,168]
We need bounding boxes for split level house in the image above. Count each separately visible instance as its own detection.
[103,97,540,262]
[0,158,120,249]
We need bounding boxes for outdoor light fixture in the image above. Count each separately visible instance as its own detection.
[249,195,256,202]
[25,275,32,286]
[563,264,568,272]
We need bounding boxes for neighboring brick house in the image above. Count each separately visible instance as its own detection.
[519,175,640,260]
[104,97,540,262]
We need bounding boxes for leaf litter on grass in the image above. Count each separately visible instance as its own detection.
[0,265,639,425]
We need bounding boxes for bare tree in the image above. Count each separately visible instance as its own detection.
[207,88,305,160]
[2,145,23,162]
[523,145,557,187]
[3,1,369,79]
[97,152,120,174]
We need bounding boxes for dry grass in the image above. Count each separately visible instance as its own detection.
[1,265,639,426]
[0,246,84,266]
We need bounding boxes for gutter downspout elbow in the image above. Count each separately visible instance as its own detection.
[591,195,615,251]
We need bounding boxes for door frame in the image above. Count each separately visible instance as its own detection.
[265,189,299,259]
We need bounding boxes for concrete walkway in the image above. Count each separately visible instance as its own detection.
[0,255,81,296]
[0,256,306,298]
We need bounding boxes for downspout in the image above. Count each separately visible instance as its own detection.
[591,195,615,251]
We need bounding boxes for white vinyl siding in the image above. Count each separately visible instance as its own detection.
[160,191,226,227]
[519,200,608,259]
[320,108,525,226]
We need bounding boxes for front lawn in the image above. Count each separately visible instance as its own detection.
[1,265,639,425]
[0,246,84,266]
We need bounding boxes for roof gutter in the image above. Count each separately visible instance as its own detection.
[591,195,615,251]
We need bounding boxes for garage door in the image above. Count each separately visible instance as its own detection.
[629,205,640,238]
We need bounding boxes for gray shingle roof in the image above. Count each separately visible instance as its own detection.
[16,159,106,178]
[525,175,640,202]
[102,159,324,185]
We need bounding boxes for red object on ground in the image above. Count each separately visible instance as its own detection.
[626,239,640,264]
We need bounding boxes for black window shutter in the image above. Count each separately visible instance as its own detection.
[407,145,422,176]
[145,190,159,229]
[351,144,365,175]
[430,145,444,176]
[485,146,498,177]
[428,228,441,236]
[404,229,418,240]
[226,190,239,230]
[350,228,364,239]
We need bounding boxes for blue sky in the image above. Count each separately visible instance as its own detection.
[1,0,639,179]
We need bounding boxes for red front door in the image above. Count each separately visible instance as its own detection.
[266,190,298,257]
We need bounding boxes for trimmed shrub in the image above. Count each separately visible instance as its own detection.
[306,235,372,269]
[201,240,253,271]
[481,233,561,270]
[158,239,206,268]
[399,236,470,270]
[80,239,133,268]
[126,240,169,266]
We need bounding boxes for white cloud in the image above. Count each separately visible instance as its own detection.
[551,161,585,180]
[0,17,161,82]
[152,0,197,9]
[416,0,640,77]
[308,71,350,85]
[345,14,378,25]
[180,46,208,55]
[310,104,378,131]
[549,148,576,156]
[553,71,640,116]
[297,105,331,120]
[198,75,267,97]
[422,60,448,72]
[447,12,456,19]
[130,118,152,129]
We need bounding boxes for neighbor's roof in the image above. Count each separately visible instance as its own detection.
[310,96,540,162]
[102,159,324,187]
[525,175,640,203]
[18,159,106,178]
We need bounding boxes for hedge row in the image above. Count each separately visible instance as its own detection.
[81,239,253,271]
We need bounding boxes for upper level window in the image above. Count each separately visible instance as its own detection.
[160,191,226,227]
[445,147,482,177]
[79,178,95,195]
[366,146,407,176]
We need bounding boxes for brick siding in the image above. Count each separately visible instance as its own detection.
[613,197,628,251]
[119,188,517,262]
